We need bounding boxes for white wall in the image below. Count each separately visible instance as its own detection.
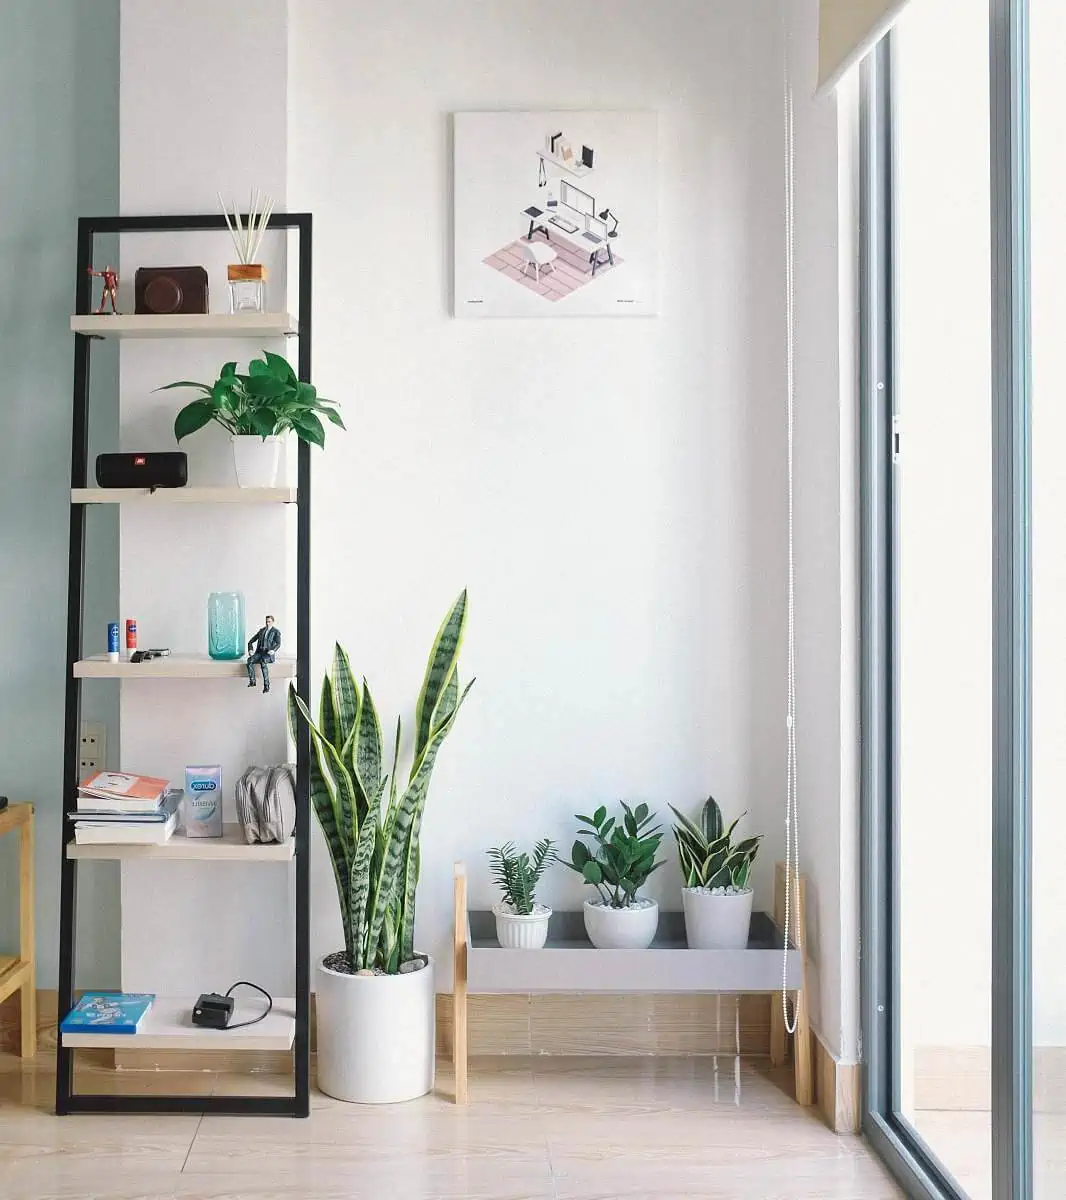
[110,0,862,1056]
[786,0,862,1064]
[287,0,792,984]
[118,0,297,995]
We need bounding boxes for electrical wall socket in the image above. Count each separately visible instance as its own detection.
[79,722,107,775]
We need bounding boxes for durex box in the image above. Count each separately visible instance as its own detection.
[183,765,223,837]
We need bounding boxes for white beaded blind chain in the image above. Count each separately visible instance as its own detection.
[781,23,802,1040]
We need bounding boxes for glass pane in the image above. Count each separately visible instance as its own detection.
[1030,5,1066,1195]
[894,2,993,1196]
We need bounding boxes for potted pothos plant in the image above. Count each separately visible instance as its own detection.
[670,795,763,949]
[487,839,558,949]
[159,351,342,488]
[566,803,664,949]
[287,591,472,1104]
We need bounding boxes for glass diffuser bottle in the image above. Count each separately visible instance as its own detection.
[207,591,246,660]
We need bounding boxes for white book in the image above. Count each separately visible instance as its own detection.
[76,792,165,815]
[74,802,180,846]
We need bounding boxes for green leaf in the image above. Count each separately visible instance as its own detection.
[248,357,271,377]
[296,381,318,404]
[322,406,346,428]
[701,796,724,843]
[413,590,468,762]
[291,689,358,859]
[354,678,383,795]
[319,672,338,747]
[173,400,216,442]
[248,409,278,437]
[263,350,297,383]
[624,812,637,837]
[155,380,212,393]
[240,373,289,399]
[582,861,603,885]
[331,644,360,747]
[570,840,589,869]
[593,805,607,827]
[349,778,386,969]
[221,361,237,378]
[292,412,326,448]
[634,802,649,823]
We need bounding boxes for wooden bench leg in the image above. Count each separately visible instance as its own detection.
[18,814,35,1059]
[453,863,468,1104]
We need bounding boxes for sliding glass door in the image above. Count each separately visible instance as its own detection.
[862,2,1033,1198]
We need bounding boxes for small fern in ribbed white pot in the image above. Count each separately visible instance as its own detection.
[487,839,558,948]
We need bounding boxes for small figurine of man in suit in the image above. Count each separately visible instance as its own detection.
[247,615,281,693]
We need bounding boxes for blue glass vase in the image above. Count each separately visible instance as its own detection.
[207,591,246,660]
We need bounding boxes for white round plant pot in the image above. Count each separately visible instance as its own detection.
[682,886,754,950]
[493,902,552,949]
[583,898,659,949]
[231,434,281,488]
[315,954,435,1104]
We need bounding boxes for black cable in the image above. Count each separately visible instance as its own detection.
[223,980,273,1030]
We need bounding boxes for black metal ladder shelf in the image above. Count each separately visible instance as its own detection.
[57,213,312,1117]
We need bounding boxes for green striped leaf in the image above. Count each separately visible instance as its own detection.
[355,678,383,795]
[431,670,458,735]
[348,778,386,970]
[413,591,467,763]
[331,643,360,748]
[319,672,338,748]
[291,689,358,859]
[701,796,724,843]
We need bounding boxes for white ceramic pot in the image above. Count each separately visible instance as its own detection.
[315,955,435,1104]
[231,434,281,488]
[682,887,754,949]
[493,902,552,949]
[582,898,659,949]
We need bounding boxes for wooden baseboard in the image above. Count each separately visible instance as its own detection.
[811,1028,861,1134]
[4,988,775,1070]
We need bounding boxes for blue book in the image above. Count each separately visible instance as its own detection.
[60,992,154,1035]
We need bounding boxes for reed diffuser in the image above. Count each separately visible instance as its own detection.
[219,189,274,313]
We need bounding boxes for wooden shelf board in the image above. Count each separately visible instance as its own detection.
[73,654,297,680]
[67,825,294,862]
[70,313,298,339]
[72,487,296,505]
[61,995,296,1051]
[465,910,803,995]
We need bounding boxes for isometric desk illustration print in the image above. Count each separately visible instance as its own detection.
[454,111,658,317]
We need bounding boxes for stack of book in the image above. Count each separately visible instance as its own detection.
[60,992,155,1035]
[72,771,181,845]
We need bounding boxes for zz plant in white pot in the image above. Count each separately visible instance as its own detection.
[487,839,558,949]
[670,796,763,950]
[566,803,664,949]
[287,591,472,1104]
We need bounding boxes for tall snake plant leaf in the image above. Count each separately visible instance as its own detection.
[319,671,338,748]
[331,643,360,748]
[288,686,353,958]
[354,678,384,795]
[367,680,472,964]
[701,796,724,843]
[389,715,401,813]
[430,670,459,740]
[348,777,387,970]
[669,805,707,850]
[291,690,359,858]
[414,590,468,762]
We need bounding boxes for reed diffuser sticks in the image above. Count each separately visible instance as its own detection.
[218,189,275,264]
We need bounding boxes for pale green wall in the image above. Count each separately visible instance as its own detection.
[0,0,120,988]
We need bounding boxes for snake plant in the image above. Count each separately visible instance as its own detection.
[287,591,473,973]
[670,795,762,891]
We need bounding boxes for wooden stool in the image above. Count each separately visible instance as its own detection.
[0,803,36,1058]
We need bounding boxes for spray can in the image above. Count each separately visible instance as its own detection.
[107,622,120,663]
[125,618,138,660]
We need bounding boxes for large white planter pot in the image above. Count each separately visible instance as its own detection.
[231,435,281,488]
[682,887,754,949]
[315,955,435,1104]
[493,902,551,949]
[583,898,659,949]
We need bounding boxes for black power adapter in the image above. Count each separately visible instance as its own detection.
[191,981,272,1031]
[192,993,235,1029]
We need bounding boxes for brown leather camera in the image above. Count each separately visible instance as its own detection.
[134,266,209,314]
